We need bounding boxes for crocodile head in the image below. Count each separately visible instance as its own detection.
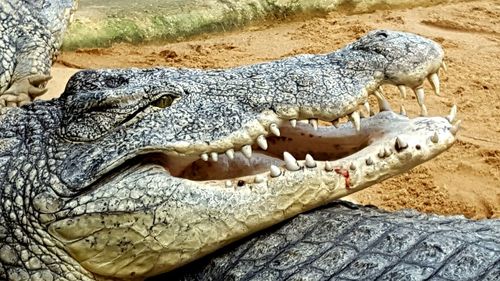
[0,30,460,280]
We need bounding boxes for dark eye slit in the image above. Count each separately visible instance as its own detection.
[117,95,176,127]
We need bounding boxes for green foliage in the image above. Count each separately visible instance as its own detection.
[61,0,452,50]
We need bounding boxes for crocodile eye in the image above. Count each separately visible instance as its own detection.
[152,95,176,108]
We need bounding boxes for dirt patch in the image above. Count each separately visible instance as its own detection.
[48,0,500,219]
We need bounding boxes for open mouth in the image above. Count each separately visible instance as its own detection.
[124,65,459,189]
[168,121,372,182]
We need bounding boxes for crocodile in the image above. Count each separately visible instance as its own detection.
[2,29,498,281]
[0,0,77,107]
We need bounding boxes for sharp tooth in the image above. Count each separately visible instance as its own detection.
[414,87,427,116]
[395,137,408,151]
[378,86,385,95]
[414,87,425,105]
[378,149,386,158]
[366,157,374,165]
[210,152,218,161]
[385,148,393,157]
[431,131,439,143]
[257,135,268,150]
[269,123,280,136]
[349,163,356,170]
[450,120,461,135]
[225,180,232,188]
[270,165,281,177]
[446,104,457,123]
[309,119,318,130]
[290,119,297,127]
[428,73,441,96]
[398,85,407,98]
[283,152,300,171]
[420,104,428,116]
[305,154,316,168]
[325,161,333,171]
[363,102,370,115]
[201,153,209,161]
[225,149,235,160]
[254,175,265,183]
[242,145,252,158]
[441,61,448,72]
[331,119,340,128]
[350,111,361,132]
[374,90,392,112]
[400,105,407,116]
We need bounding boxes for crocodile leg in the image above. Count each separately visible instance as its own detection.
[1,74,52,107]
[0,0,76,107]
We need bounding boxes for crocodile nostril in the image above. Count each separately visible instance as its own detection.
[377,31,388,38]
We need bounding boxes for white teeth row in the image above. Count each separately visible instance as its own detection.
[377,147,393,158]
[376,68,444,117]
[201,123,281,161]
[289,113,364,133]
[231,119,462,186]
[278,66,447,133]
[272,152,327,178]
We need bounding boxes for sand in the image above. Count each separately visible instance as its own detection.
[46,0,499,219]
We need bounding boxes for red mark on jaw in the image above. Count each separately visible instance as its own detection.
[334,168,351,189]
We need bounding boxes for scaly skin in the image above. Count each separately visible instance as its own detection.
[0,30,459,280]
[163,201,500,281]
[0,0,77,107]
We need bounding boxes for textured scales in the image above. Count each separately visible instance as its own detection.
[164,201,500,281]
[0,0,77,107]
[0,30,479,281]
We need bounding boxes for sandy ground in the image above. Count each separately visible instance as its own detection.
[46,0,499,219]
